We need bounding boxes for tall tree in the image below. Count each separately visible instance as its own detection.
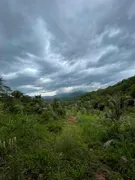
[0,77,11,94]
[0,77,4,93]
[11,90,23,99]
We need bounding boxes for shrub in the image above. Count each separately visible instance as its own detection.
[47,123,62,134]
[40,111,52,122]
[104,95,123,121]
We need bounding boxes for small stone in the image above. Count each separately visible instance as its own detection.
[103,140,114,148]
[121,156,128,163]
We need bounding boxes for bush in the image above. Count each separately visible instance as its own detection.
[47,123,62,134]
[104,95,123,121]
[40,111,52,123]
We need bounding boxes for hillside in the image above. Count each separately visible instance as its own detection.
[1,76,135,179]
[44,76,135,101]
[43,91,85,100]
[80,75,135,100]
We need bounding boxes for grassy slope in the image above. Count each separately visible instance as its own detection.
[1,100,135,179]
[80,75,135,100]
[0,76,135,179]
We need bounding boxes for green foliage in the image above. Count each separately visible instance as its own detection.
[104,95,123,121]
[21,95,31,104]
[0,101,129,179]
[78,76,135,112]
[1,76,135,179]
[0,77,11,94]
[129,86,135,98]
[47,123,62,134]
[0,77,4,93]
[40,111,52,122]
[11,90,23,99]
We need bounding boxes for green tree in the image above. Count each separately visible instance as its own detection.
[129,86,135,98]
[0,77,11,94]
[105,95,123,121]
[0,77,3,93]
[21,95,31,104]
[11,90,23,99]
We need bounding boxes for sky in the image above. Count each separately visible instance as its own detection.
[0,0,135,96]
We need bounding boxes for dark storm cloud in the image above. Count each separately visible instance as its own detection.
[0,0,135,96]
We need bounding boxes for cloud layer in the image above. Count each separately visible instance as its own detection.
[0,0,135,96]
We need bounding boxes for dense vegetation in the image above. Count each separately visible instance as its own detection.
[0,76,135,179]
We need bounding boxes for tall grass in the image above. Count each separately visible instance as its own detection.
[1,101,135,179]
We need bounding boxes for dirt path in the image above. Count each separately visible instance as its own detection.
[95,173,106,180]
[67,116,77,123]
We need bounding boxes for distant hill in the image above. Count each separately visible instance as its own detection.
[43,91,85,100]
[43,76,135,101]
[79,75,135,100]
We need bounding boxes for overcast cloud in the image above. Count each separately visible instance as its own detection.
[0,0,135,96]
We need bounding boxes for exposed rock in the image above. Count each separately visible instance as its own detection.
[121,156,128,163]
[103,140,114,148]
